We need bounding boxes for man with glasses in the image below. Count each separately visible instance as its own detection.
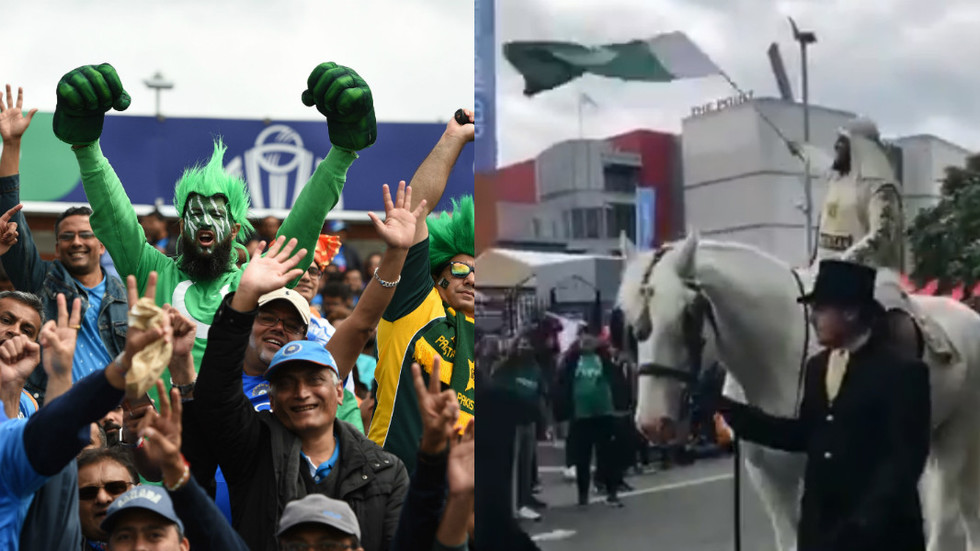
[0,203,128,406]
[367,109,476,474]
[76,447,141,549]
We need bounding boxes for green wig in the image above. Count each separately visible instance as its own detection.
[173,139,254,242]
[427,195,475,276]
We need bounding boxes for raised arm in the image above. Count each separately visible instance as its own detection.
[138,381,250,551]
[327,182,424,379]
[278,62,377,281]
[195,237,307,477]
[52,64,170,287]
[0,86,50,290]
[407,110,474,245]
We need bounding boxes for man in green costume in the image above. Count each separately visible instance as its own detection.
[52,62,375,396]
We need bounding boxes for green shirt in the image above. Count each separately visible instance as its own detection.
[75,142,355,403]
[573,353,614,419]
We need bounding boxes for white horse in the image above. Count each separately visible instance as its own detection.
[619,232,980,551]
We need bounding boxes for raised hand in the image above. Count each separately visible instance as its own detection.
[0,335,41,389]
[236,236,307,301]
[39,293,82,380]
[0,86,38,143]
[138,380,186,486]
[165,305,197,359]
[368,182,426,251]
[301,62,376,151]
[447,419,475,495]
[105,272,172,395]
[446,108,475,143]
[0,204,22,256]
[53,63,131,146]
[413,356,460,455]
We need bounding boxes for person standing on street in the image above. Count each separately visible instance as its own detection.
[717,259,930,551]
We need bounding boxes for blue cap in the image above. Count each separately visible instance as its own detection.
[101,486,184,534]
[328,220,347,232]
[266,340,340,381]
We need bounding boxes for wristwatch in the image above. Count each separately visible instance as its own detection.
[170,379,196,397]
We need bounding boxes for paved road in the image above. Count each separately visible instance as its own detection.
[523,443,780,551]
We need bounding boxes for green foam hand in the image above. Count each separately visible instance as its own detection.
[301,62,377,151]
[53,63,131,146]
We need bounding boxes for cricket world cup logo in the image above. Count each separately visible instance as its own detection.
[224,125,343,210]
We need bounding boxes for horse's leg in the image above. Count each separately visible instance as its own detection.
[743,446,801,551]
[955,409,980,550]
[924,417,969,551]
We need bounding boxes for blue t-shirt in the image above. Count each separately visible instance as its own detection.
[356,354,377,389]
[17,392,37,419]
[0,413,49,550]
[73,276,114,382]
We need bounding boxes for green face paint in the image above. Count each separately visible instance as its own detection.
[183,194,233,253]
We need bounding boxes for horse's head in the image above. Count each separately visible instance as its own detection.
[620,233,715,444]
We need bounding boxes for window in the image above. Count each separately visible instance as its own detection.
[571,209,585,239]
[603,165,640,193]
[585,209,600,239]
[532,219,541,238]
[606,203,636,241]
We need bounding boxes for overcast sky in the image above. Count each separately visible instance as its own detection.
[5,0,472,123]
[496,0,980,165]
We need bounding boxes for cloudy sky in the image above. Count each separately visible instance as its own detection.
[495,0,980,165]
[5,0,472,123]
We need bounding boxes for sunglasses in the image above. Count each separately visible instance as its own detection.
[57,231,97,242]
[448,261,474,278]
[79,481,135,501]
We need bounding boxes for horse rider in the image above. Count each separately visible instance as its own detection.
[813,117,919,358]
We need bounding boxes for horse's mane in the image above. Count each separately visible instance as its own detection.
[617,236,791,324]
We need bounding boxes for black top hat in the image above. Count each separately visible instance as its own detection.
[798,259,881,309]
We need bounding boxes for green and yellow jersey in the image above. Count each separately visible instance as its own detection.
[368,239,474,473]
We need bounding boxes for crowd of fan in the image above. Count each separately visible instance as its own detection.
[0,82,476,551]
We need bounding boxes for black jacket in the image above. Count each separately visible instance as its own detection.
[193,294,409,551]
[720,334,930,551]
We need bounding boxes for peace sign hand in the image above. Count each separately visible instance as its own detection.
[368,182,426,251]
[413,356,460,456]
[0,204,23,257]
[39,293,82,380]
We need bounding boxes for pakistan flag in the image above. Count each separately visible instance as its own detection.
[503,31,721,96]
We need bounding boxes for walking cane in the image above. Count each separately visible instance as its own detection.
[733,434,741,551]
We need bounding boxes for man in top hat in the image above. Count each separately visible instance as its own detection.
[277,494,364,551]
[716,259,931,551]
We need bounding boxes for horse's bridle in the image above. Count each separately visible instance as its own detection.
[635,246,720,387]
[634,245,812,418]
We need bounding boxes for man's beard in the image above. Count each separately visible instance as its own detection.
[180,232,233,281]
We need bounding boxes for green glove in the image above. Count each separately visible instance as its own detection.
[301,62,376,151]
[53,63,131,146]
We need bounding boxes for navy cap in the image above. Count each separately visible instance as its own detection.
[101,486,184,534]
[266,340,340,381]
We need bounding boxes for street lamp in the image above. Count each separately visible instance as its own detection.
[789,17,817,260]
[143,71,174,121]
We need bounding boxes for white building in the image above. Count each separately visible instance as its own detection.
[681,97,972,267]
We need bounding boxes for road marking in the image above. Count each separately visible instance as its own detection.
[588,472,733,504]
[531,529,577,541]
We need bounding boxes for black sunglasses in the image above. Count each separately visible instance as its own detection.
[79,481,134,501]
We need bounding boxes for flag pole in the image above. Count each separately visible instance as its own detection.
[716,70,806,164]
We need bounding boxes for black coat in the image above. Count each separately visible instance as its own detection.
[193,295,409,551]
[719,335,930,551]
